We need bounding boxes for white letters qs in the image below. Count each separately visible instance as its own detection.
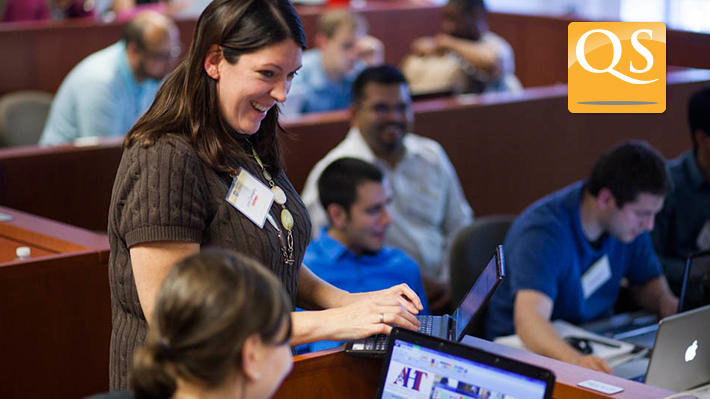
[576,29,658,85]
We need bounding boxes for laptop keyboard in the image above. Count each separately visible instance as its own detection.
[418,315,434,335]
[353,315,438,353]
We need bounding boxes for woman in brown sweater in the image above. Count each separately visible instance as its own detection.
[108,0,423,391]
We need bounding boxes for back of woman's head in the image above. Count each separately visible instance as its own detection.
[126,0,306,174]
[131,249,293,399]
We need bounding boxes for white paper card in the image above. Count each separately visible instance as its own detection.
[226,169,274,228]
[578,380,624,395]
[582,255,612,299]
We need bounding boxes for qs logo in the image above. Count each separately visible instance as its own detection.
[569,22,666,113]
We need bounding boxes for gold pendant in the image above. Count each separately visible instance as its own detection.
[281,208,294,231]
[262,170,272,182]
[272,186,287,205]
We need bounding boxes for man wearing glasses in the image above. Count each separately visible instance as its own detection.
[301,65,473,314]
[40,11,180,145]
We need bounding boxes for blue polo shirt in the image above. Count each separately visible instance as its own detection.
[40,41,161,145]
[485,182,662,340]
[297,228,430,353]
[653,151,710,293]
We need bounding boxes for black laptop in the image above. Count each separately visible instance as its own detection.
[375,328,555,399]
[678,250,710,312]
[346,245,504,356]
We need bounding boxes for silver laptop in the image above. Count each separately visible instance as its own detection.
[644,304,710,393]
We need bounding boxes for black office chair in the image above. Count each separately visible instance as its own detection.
[449,214,515,337]
[0,90,53,147]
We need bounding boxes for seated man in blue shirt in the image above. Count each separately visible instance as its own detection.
[299,157,430,353]
[653,86,710,295]
[280,9,383,118]
[486,141,678,374]
[39,11,180,145]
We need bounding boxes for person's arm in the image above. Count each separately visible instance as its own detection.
[631,275,678,318]
[434,34,502,76]
[130,241,200,324]
[291,264,423,346]
[515,289,612,374]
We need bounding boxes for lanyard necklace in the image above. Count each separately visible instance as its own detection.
[249,145,294,265]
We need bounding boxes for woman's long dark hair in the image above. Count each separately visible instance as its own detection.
[125,0,306,175]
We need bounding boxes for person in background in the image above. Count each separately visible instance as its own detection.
[301,65,473,313]
[39,10,180,145]
[653,86,710,295]
[86,249,295,399]
[280,9,383,118]
[486,141,678,374]
[1,0,94,23]
[108,0,422,390]
[300,158,430,352]
[404,0,520,95]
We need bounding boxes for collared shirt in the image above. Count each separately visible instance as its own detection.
[485,182,662,340]
[297,228,430,353]
[40,41,161,146]
[301,128,474,283]
[653,150,710,293]
[280,49,364,118]
[305,227,430,313]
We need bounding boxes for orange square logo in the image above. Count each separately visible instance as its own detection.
[569,22,666,113]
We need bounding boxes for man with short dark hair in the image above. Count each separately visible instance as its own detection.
[486,141,678,374]
[653,86,710,295]
[281,9,383,117]
[301,66,473,312]
[40,11,180,145]
[300,157,429,352]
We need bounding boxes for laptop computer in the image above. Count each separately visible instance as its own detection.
[678,250,710,313]
[346,245,505,356]
[644,304,710,394]
[375,328,555,399]
[592,250,710,352]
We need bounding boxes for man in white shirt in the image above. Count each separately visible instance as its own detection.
[301,65,473,311]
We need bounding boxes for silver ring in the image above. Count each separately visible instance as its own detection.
[379,313,385,324]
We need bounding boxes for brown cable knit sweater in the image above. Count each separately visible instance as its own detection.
[107,136,310,390]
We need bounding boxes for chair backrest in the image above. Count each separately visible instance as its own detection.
[450,214,515,337]
[0,91,53,147]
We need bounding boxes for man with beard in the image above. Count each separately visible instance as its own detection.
[40,11,180,145]
[301,66,473,313]
[405,0,520,95]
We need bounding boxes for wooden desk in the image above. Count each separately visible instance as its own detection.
[0,1,441,97]
[282,68,710,216]
[273,343,689,399]
[0,69,707,231]
[0,206,110,399]
[3,2,710,95]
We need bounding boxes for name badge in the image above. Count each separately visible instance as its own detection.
[581,255,612,299]
[696,221,710,251]
[226,169,274,228]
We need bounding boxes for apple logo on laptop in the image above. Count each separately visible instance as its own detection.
[685,340,699,362]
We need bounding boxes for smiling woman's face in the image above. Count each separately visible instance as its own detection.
[206,40,302,135]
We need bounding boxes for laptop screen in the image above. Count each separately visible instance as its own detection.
[679,251,710,312]
[453,250,503,340]
[380,338,549,399]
